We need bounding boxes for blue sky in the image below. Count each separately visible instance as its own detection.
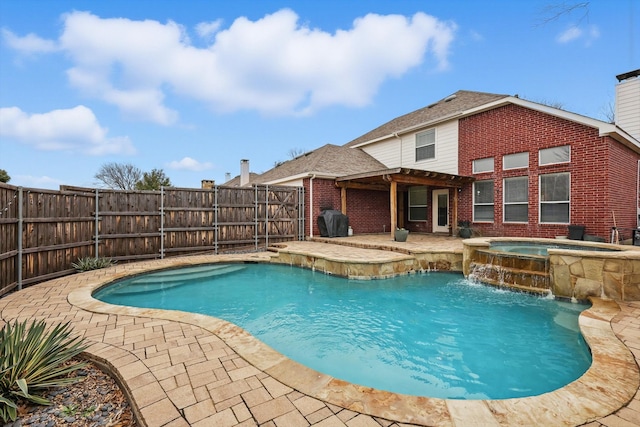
[1,0,638,189]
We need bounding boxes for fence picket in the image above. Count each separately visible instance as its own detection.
[0,183,302,296]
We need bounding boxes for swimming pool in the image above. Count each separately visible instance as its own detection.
[94,263,592,400]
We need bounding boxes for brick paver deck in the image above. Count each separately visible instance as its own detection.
[1,235,639,426]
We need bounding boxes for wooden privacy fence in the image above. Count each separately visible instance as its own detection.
[0,183,304,296]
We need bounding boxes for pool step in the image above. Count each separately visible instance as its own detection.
[469,262,551,292]
[129,264,244,284]
[109,265,246,296]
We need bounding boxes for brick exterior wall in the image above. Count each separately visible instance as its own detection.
[303,178,390,236]
[458,104,640,240]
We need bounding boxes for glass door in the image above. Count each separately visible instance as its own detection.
[432,189,449,233]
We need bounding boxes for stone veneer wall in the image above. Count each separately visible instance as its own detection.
[550,251,640,301]
[463,237,640,302]
[275,250,463,279]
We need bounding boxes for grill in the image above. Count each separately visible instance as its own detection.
[317,210,349,237]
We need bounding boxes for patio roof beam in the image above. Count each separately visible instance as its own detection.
[335,181,390,191]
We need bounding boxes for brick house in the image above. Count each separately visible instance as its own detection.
[228,70,640,242]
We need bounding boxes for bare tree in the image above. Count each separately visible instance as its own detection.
[94,162,142,190]
[536,2,590,26]
[522,96,565,110]
[273,148,308,168]
[288,148,307,159]
[600,99,615,123]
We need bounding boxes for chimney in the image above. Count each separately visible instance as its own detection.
[225,172,231,182]
[201,179,215,189]
[240,159,250,187]
[615,69,640,141]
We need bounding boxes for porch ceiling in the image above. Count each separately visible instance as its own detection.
[335,168,474,191]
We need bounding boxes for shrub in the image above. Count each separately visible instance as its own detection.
[0,320,88,423]
[71,257,116,272]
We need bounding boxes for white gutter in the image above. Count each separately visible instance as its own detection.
[264,171,340,186]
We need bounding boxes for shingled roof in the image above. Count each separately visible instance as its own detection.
[254,144,387,184]
[344,90,509,147]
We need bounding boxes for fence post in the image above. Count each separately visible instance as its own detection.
[265,185,269,249]
[214,186,218,255]
[94,188,99,257]
[254,186,259,251]
[17,187,23,290]
[160,186,165,259]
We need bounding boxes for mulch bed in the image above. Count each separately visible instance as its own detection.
[3,359,136,427]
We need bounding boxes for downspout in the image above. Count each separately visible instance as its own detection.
[309,174,316,238]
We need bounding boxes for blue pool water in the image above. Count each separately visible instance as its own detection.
[94,263,592,400]
[490,241,617,256]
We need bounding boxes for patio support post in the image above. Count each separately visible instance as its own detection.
[390,180,397,239]
[453,188,459,236]
[341,186,347,215]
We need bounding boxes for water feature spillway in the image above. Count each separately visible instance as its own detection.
[462,237,637,300]
[468,248,550,295]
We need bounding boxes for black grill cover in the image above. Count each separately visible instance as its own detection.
[317,210,349,237]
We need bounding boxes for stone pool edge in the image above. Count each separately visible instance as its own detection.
[67,255,640,427]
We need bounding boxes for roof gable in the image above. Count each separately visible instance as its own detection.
[344,90,509,147]
[254,144,386,184]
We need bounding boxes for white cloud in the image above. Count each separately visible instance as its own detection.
[167,157,213,171]
[557,26,582,43]
[0,105,136,155]
[4,9,456,119]
[556,24,600,45]
[2,29,58,54]
[13,175,63,189]
[469,30,484,42]
[196,20,223,39]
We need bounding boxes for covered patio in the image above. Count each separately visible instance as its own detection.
[335,168,475,239]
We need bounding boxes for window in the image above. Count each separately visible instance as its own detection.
[503,152,529,170]
[415,129,435,161]
[473,180,494,222]
[473,157,494,173]
[539,145,570,166]
[540,173,570,223]
[504,177,528,222]
[409,186,427,221]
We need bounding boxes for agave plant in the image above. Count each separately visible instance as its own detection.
[0,319,88,423]
[71,256,116,272]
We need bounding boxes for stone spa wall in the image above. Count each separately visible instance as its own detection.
[463,237,640,302]
[550,249,640,301]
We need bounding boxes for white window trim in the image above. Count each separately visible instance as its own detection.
[473,180,494,223]
[473,157,494,174]
[503,177,529,223]
[415,129,436,162]
[539,172,571,224]
[503,152,529,171]
[539,145,571,166]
